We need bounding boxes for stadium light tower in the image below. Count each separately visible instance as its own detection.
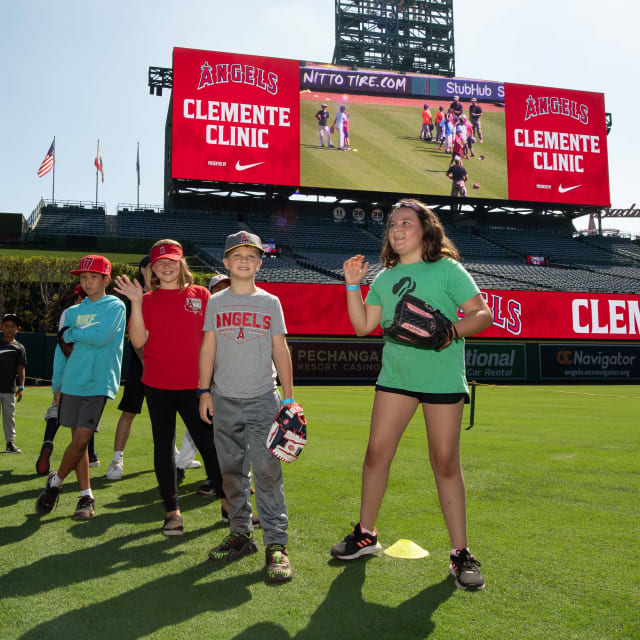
[333,0,455,76]
[148,66,172,96]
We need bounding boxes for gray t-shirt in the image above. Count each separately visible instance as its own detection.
[203,287,287,398]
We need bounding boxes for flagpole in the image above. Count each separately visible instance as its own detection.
[136,141,140,210]
[95,139,99,208]
[52,136,56,203]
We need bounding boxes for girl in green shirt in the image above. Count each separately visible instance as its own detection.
[331,199,493,591]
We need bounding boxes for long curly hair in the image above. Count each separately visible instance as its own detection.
[149,239,194,291]
[380,199,460,268]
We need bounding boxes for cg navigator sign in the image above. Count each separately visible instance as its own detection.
[171,47,610,208]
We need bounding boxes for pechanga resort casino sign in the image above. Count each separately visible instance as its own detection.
[171,47,610,208]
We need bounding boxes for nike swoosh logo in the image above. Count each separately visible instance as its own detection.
[235,161,264,171]
[77,322,100,329]
[558,184,581,193]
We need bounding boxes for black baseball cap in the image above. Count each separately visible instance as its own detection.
[2,313,22,326]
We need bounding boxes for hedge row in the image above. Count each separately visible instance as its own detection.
[0,256,218,333]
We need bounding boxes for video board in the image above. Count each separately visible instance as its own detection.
[171,47,610,208]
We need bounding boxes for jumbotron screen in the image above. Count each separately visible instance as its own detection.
[171,47,610,207]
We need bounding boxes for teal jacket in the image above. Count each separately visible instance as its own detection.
[52,294,125,399]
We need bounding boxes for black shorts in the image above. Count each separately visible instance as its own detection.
[118,349,145,414]
[375,385,469,405]
[58,394,107,431]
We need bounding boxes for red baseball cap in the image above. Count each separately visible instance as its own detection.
[70,255,112,276]
[150,243,183,266]
[73,284,86,298]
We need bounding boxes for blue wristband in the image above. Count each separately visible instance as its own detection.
[18,385,24,390]
[196,389,211,398]
[346,284,360,291]
[281,398,294,405]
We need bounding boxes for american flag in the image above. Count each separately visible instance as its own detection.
[37,139,55,177]
[95,142,104,183]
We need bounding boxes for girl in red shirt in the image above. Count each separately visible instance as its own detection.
[114,239,224,535]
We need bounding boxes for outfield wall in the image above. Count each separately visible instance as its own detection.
[287,338,640,384]
[259,284,640,342]
[17,334,639,386]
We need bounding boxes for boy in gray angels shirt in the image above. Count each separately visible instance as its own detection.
[199,231,295,583]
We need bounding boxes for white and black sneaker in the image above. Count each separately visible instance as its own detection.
[449,549,485,590]
[330,523,382,560]
[35,472,62,516]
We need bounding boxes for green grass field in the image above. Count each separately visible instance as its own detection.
[0,246,147,265]
[1,385,638,639]
[300,101,507,199]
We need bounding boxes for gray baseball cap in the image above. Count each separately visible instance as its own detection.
[224,231,264,255]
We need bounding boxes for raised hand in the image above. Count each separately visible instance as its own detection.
[113,274,144,303]
[343,254,369,286]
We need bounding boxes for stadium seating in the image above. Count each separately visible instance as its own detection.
[27,202,640,293]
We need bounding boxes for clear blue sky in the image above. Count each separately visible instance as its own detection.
[1,0,637,236]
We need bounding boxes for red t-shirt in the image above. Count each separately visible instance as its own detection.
[141,284,209,390]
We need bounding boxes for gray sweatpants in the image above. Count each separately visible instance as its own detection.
[213,388,288,545]
[0,392,17,443]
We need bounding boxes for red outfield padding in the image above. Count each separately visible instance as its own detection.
[259,283,640,341]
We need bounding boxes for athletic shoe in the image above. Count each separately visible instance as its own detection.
[221,505,261,527]
[162,514,184,536]
[35,472,62,516]
[89,455,100,468]
[196,479,215,496]
[36,441,53,475]
[73,495,95,520]
[330,523,382,560]
[176,467,186,484]
[449,549,485,590]
[5,442,22,453]
[106,457,123,480]
[208,532,258,563]
[265,544,293,582]
[185,460,201,469]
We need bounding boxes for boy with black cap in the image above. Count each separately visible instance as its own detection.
[199,231,296,582]
[35,255,125,520]
[1,313,26,453]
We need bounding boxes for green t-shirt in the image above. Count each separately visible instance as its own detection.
[365,258,480,394]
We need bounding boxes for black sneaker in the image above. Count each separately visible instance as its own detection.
[265,544,293,582]
[330,523,382,560]
[36,441,54,475]
[35,472,62,516]
[208,532,258,563]
[196,479,215,496]
[73,495,95,520]
[5,442,22,453]
[449,549,485,590]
